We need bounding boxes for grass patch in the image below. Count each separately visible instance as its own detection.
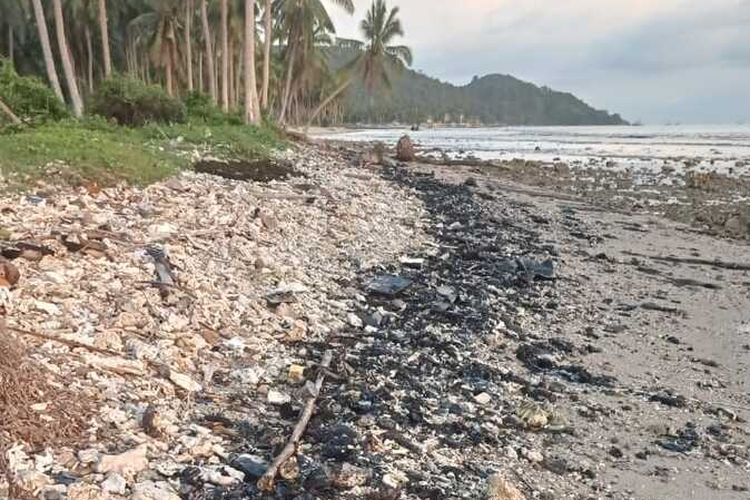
[0,118,283,189]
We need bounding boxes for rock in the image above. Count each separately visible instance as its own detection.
[279,456,300,480]
[524,449,544,463]
[268,389,291,405]
[100,473,127,495]
[474,392,492,405]
[396,135,416,162]
[67,483,105,500]
[131,480,180,500]
[347,312,364,328]
[34,300,61,315]
[724,215,747,234]
[329,463,371,489]
[95,445,149,476]
[168,371,202,392]
[288,364,305,383]
[77,448,100,464]
[486,474,526,500]
[0,258,20,287]
[231,454,267,479]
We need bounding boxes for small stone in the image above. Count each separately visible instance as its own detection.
[329,463,371,489]
[132,480,180,500]
[267,389,291,405]
[525,449,544,463]
[288,364,305,383]
[347,312,364,328]
[168,371,202,392]
[231,455,267,479]
[95,445,149,475]
[486,474,526,500]
[101,473,127,495]
[77,448,100,464]
[474,392,492,405]
[67,483,104,500]
[279,456,300,480]
[34,301,61,315]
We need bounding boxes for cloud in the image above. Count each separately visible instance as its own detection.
[326,0,750,123]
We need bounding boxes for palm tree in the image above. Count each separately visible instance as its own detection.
[260,0,271,110]
[184,0,194,91]
[275,0,354,124]
[220,0,229,111]
[200,0,216,101]
[306,0,411,128]
[52,0,85,116]
[30,0,65,103]
[99,0,112,78]
[129,0,182,96]
[244,0,260,124]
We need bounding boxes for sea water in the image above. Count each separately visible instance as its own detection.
[317,125,750,175]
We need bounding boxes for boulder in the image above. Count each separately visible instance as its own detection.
[396,135,416,162]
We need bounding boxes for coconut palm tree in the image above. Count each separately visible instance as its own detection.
[275,0,354,124]
[98,0,112,77]
[129,0,182,96]
[220,0,229,111]
[52,0,84,116]
[306,0,411,128]
[260,0,271,110]
[200,0,217,101]
[30,0,65,103]
[184,0,194,91]
[244,0,260,124]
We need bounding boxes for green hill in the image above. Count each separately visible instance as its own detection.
[337,66,627,126]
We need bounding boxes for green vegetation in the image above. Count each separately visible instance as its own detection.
[90,76,187,126]
[0,59,68,124]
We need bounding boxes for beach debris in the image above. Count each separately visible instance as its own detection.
[365,274,412,296]
[396,135,416,162]
[95,445,149,475]
[145,244,177,298]
[257,350,333,492]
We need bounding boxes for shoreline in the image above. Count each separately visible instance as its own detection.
[1,140,748,499]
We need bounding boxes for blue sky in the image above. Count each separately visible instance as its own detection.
[328,0,750,124]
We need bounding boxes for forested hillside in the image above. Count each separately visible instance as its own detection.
[339,66,627,126]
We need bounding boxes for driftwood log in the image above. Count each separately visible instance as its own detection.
[0,97,21,125]
[257,350,333,492]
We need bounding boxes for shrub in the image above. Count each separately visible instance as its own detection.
[184,91,243,125]
[90,76,186,126]
[0,58,69,124]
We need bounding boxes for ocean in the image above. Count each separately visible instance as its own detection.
[316,125,750,175]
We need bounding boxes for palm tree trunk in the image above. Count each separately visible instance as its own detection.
[244,0,260,124]
[198,51,203,92]
[229,39,236,108]
[30,0,65,104]
[220,0,230,112]
[306,78,352,130]
[277,42,296,125]
[84,26,94,93]
[98,0,112,78]
[260,0,271,111]
[0,97,21,124]
[165,53,174,96]
[7,26,13,66]
[200,0,216,102]
[185,0,194,92]
[52,0,83,117]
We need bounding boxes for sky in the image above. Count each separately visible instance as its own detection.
[327,0,750,124]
